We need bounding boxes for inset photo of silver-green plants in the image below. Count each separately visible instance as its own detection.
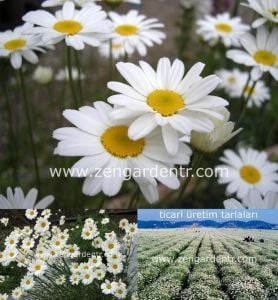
[0,209,137,300]
[0,0,277,209]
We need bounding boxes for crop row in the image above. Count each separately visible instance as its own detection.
[211,235,269,300]
[180,235,228,300]
[138,234,204,300]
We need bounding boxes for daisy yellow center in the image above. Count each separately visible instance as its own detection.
[26,280,31,285]
[101,126,145,158]
[269,9,278,17]
[228,76,236,84]
[108,243,114,249]
[253,50,276,66]
[4,38,26,51]
[244,85,255,96]
[41,222,46,228]
[130,227,135,232]
[240,165,261,184]
[54,20,83,35]
[215,23,233,33]
[35,265,41,271]
[85,274,90,279]
[147,90,184,116]
[115,24,139,36]
[112,264,118,269]
[106,284,112,289]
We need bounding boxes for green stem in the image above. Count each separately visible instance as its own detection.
[66,46,79,109]
[237,80,257,126]
[74,50,84,105]
[109,39,114,80]
[176,153,203,202]
[17,68,41,192]
[127,186,140,209]
[1,79,19,185]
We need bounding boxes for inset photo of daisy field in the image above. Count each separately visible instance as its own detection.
[0,0,277,209]
[0,209,137,300]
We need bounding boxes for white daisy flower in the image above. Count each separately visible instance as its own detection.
[23,1,111,50]
[227,26,278,80]
[216,148,278,200]
[230,79,271,108]
[33,66,53,85]
[81,271,95,285]
[224,188,278,208]
[102,238,120,253]
[0,24,44,69]
[0,218,9,227]
[108,10,166,56]
[107,261,123,275]
[28,259,47,276]
[21,237,35,250]
[55,67,85,81]
[126,222,136,235]
[243,0,278,28]
[25,209,38,220]
[55,275,66,285]
[113,281,127,299]
[101,217,110,224]
[53,102,191,203]
[119,218,129,230]
[0,187,54,209]
[20,275,35,291]
[197,13,250,47]
[108,58,228,155]
[0,294,8,300]
[69,274,80,285]
[11,287,23,299]
[98,40,129,60]
[34,217,50,233]
[190,108,242,154]
[101,279,116,295]
[216,68,248,96]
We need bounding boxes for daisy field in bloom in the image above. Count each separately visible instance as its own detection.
[227,26,278,80]
[108,10,166,56]
[0,210,136,299]
[23,1,111,50]
[197,12,250,47]
[53,101,192,203]
[216,148,278,200]
[108,58,228,155]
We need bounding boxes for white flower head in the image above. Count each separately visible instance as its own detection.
[98,40,128,60]
[227,26,278,80]
[197,13,250,47]
[0,187,54,209]
[108,10,166,56]
[33,66,53,84]
[53,102,192,203]
[224,188,278,208]
[101,279,116,295]
[217,148,278,200]
[108,58,228,155]
[28,259,47,276]
[55,67,85,81]
[0,24,44,69]
[23,2,111,50]
[25,209,38,220]
[20,275,35,291]
[231,79,271,108]
[190,108,242,153]
[243,0,278,28]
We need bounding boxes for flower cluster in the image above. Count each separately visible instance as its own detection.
[0,210,136,299]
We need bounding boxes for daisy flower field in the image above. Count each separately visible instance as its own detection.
[0,0,277,209]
